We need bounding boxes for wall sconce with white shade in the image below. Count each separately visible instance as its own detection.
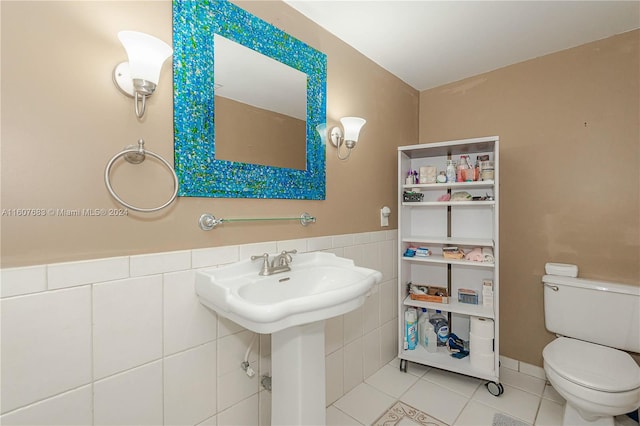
[113,31,173,119]
[328,117,366,160]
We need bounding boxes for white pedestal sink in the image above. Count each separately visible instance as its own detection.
[195,252,382,425]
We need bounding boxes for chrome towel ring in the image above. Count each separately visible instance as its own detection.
[104,139,179,213]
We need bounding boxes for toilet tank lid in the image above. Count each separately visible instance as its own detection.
[542,275,640,297]
[543,337,640,392]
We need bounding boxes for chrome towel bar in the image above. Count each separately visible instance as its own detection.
[199,213,316,230]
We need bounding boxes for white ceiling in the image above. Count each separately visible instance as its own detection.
[284,1,640,91]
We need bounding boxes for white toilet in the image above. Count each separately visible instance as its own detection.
[542,263,640,425]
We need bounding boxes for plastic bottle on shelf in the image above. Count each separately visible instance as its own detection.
[405,170,414,185]
[460,155,475,182]
[405,309,418,350]
[429,310,449,347]
[474,156,480,181]
[418,309,429,345]
[418,309,438,353]
[456,156,470,182]
[426,321,437,352]
[446,160,456,183]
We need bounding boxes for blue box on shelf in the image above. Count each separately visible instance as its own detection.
[458,288,479,304]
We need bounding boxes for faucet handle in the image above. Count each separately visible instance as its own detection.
[251,253,269,261]
[277,249,297,266]
[251,253,270,275]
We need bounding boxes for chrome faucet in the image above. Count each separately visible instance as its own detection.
[251,250,297,276]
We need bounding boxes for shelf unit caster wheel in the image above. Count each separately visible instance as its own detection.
[399,359,408,373]
[486,381,504,396]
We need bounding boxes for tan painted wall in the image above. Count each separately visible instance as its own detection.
[0,1,418,267]
[419,30,640,366]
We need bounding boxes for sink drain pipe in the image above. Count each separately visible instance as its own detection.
[240,333,257,377]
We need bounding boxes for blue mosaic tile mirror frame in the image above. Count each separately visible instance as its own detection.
[173,0,327,199]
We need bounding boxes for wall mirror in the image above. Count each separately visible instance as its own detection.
[173,0,327,199]
[214,34,307,170]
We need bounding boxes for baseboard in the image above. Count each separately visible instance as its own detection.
[499,355,546,380]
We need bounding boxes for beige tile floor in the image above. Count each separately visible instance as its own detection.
[327,358,640,426]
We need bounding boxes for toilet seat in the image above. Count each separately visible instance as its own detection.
[543,337,640,393]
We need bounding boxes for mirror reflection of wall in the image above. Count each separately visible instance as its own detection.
[215,97,306,170]
[214,34,307,170]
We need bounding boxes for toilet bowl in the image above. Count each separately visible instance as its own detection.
[542,264,640,426]
[543,337,640,425]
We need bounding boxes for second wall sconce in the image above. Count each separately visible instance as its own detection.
[113,31,173,119]
[328,117,366,160]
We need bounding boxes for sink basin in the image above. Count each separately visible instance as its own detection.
[195,251,382,334]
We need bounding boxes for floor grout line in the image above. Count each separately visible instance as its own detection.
[329,361,562,426]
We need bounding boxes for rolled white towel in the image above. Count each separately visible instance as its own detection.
[482,247,494,263]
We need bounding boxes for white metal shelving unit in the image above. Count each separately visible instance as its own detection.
[397,136,502,395]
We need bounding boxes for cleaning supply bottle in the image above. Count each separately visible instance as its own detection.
[429,310,449,347]
[418,309,437,353]
[405,309,417,350]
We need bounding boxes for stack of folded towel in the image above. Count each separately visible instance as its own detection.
[464,247,494,263]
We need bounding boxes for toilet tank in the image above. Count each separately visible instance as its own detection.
[543,273,640,353]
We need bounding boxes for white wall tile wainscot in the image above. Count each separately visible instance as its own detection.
[0,231,398,426]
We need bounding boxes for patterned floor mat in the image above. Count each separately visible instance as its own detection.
[372,401,447,426]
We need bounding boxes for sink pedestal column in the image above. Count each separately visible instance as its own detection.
[271,320,326,425]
